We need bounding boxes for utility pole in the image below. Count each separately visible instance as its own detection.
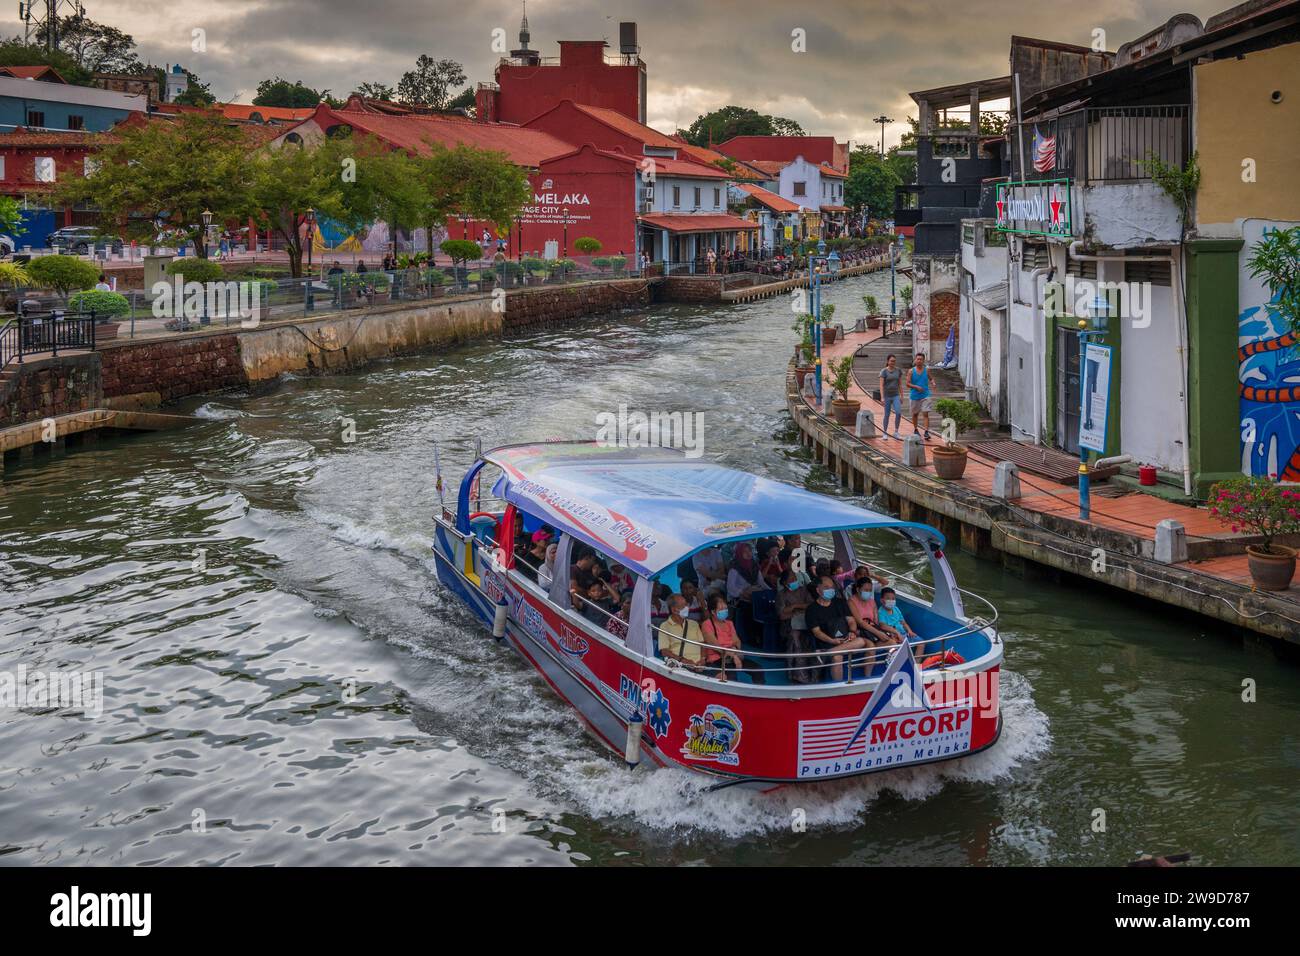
[872,115,894,156]
[20,0,85,52]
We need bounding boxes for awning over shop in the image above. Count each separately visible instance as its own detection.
[972,282,1008,311]
[637,214,760,234]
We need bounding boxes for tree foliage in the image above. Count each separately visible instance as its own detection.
[28,255,101,298]
[0,39,93,85]
[397,56,466,110]
[55,111,252,257]
[682,106,806,147]
[354,81,395,100]
[254,76,328,108]
[0,195,24,236]
[415,141,531,252]
[35,15,140,73]
[845,146,903,219]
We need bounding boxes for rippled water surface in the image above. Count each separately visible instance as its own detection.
[2,272,1298,866]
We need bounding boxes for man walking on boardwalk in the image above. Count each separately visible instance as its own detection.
[907,352,933,440]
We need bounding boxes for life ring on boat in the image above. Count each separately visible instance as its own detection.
[920,649,965,669]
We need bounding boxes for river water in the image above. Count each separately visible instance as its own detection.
[2,272,1297,867]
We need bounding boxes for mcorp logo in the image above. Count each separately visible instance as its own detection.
[795,642,972,778]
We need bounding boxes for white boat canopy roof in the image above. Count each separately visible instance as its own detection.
[482,442,944,578]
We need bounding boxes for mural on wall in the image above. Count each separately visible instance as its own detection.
[1239,223,1300,481]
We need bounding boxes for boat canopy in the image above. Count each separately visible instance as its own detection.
[480,442,944,578]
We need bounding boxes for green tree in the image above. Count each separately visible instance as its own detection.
[0,39,94,85]
[246,138,352,277]
[354,81,395,100]
[574,236,602,255]
[27,255,100,301]
[55,111,252,258]
[0,195,24,236]
[164,257,224,283]
[254,76,327,108]
[332,134,429,257]
[445,87,476,114]
[845,147,902,219]
[35,15,141,73]
[397,56,466,110]
[415,141,531,256]
[683,106,805,147]
[171,72,216,106]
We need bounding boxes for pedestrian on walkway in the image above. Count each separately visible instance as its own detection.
[879,353,903,439]
[907,352,933,440]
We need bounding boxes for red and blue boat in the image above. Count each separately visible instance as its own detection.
[432,442,1002,788]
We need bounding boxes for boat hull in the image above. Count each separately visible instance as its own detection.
[433,522,1002,784]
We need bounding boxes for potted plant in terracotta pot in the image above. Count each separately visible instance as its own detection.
[901,283,913,319]
[826,355,860,426]
[863,294,881,329]
[931,398,981,480]
[68,288,130,341]
[793,313,815,388]
[1209,476,1300,591]
[820,303,838,345]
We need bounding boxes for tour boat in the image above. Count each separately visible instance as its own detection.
[431,442,1002,787]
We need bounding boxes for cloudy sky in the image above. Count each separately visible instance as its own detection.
[4,0,1230,146]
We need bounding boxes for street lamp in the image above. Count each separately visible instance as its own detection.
[201,208,213,258]
[872,115,894,156]
[562,207,569,261]
[812,237,828,403]
[889,232,905,331]
[304,208,317,312]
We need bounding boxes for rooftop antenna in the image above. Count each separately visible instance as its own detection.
[20,0,85,52]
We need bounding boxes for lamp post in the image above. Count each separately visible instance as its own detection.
[872,115,894,156]
[562,207,569,261]
[812,237,828,403]
[201,208,213,259]
[889,232,905,332]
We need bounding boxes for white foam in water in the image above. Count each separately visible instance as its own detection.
[194,402,248,420]
[302,506,433,557]
[540,669,1050,838]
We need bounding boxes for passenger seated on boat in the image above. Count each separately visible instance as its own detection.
[846,578,897,648]
[701,592,762,684]
[608,561,635,595]
[519,530,551,579]
[691,544,727,594]
[650,583,673,620]
[605,592,632,640]
[778,568,819,684]
[679,580,705,618]
[805,575,872,682]
[759,543,784,586]
[658,595,707,669]
[537,543,558,589]
[578,578,621,627]
[726,542,770,644]
[875,588,917,644]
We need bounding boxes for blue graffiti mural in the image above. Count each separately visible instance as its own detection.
[1239,287,1300,481]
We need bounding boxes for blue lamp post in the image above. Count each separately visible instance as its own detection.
[811,243,832,403]
[889,232,905,330]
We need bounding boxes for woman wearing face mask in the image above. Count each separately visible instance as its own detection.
[777,567,818,683]
[846,576,896,649]
[726,542,769,645]
[701,593,752,682]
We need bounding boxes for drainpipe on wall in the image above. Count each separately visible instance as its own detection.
[1067,241,1192,496]
[1028,263,1054,445]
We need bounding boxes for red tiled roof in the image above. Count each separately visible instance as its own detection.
[0,129,111,147]
[745,160,787,176]
[569,102,681,149]
[736,182,800,212]
[0,65,66,83]
[309,105,573,166]
[222,104,316,123]
[716,134,844,170]
[820,204,849,212]
[818,164,847,179]
[677,143,764,180]
[638,213,759,233]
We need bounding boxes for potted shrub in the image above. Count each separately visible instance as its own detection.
[827,355,860,425]
[793,314,815,388]
[68,288,130,340]
[1209,476,1300,591]
[820,303,838,345]
[367,271,391,303]
[0,261,32,312]
[863,294,881,329]
[441,239,481,289]
[609,255,627,275]
[901,283,914,318]
[931,398,982,480]
[591,256,612,273]
[574,236,602,258]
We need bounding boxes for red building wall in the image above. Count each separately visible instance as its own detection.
[496,41,643,126]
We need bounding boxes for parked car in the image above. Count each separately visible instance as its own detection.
[47,226,124,255]
[0,234,15,256]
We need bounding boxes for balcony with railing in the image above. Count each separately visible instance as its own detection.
[1011,105,1189,184]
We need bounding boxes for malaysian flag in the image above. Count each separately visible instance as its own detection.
[1032,126,1057,173]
